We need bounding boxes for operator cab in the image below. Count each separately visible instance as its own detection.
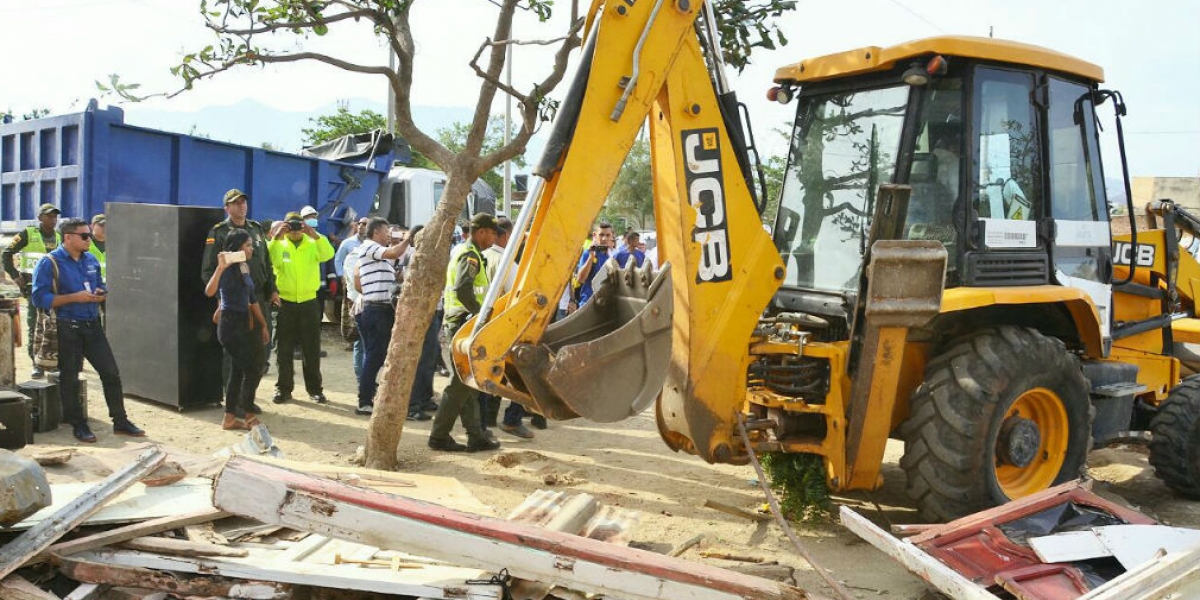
[769,37,1113,334]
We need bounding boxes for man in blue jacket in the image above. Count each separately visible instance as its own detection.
[32,218,145,443]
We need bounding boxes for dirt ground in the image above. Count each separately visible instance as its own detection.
[15,324,1200,599]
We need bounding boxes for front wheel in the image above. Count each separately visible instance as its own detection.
[1149,378,1200,498]
[901,326,1093,522]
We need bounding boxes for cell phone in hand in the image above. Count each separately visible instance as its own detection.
[225,251,247,264]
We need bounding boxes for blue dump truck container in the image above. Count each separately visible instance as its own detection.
[0,101,392,237]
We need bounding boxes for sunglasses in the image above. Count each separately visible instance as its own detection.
[67,232,93,240]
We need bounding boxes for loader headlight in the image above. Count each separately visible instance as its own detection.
[902,55,948,86]
[767,85,794,104]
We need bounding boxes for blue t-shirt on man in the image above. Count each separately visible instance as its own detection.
[575,247,611,305]
[31,246,104,321]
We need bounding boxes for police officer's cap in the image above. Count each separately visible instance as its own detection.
[38,203,61,216]
[91,214,106,226]
[223,189,248,204]
[468,213,500,233]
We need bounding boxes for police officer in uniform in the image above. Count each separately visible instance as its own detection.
[202,189,279,408]
[88,214,108,328]
[2,203,62,378]
[428,213,502,453]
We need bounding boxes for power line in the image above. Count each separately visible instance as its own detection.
[884,0,945,33]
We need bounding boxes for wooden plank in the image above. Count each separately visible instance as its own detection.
[0,574,61,600]
[1079,546,1200,600]
[703,499,770,522]
[1028,530,1112,563]
[61,583,104,600]
[271,533,329,563]
[59,557,292,599]
[244,456,489,514]
[69,548,500,598]
[11,478,213,531]
[0,447,166,580]
[839,506,1000,600]
[213,457,815,600]
[120,536,249,558]
[1093,525,1200,570]
[43,508,227,561]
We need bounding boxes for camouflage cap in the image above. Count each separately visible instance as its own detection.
[223,189,248,204]
[38,203,61,216]
[468,213,500,232]
[91,214,106,225]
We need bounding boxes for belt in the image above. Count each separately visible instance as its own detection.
[364,300,393,308]
[59,318,101,328]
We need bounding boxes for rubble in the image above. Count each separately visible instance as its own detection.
[842,479,1200,600]
[0,445,823,600]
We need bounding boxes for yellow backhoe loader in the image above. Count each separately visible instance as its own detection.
[452,0,1200,521]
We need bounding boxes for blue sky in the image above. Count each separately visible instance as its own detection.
[4,0,1198,176]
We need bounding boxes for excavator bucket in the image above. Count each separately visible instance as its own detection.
[510,262,673,423]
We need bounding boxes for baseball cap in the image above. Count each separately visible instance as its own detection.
[468,213,500,232]
[91,214,106,226]
[284,211,302,222]
[299,206,318,218]
[38,203,61,216]
[223,189,248,204]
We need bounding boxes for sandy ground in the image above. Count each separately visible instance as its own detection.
[14,324,1200,599]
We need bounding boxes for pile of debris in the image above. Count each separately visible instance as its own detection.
[0,441,816,600]
[843,480,1200,599]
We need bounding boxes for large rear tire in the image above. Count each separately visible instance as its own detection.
[901,326,1093,522]
[1149,378,1200,498]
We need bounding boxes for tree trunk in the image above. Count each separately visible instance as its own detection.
[364,169,478,470]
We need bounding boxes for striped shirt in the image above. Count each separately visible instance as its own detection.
[356,240,397,303]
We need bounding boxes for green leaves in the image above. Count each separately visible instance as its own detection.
[95,74,144,101]
[302,103,388,145]
[711,0,797,72]
[760,452,833,522]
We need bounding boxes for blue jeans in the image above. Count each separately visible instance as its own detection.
[352,338,364,383]
[502,401,527,427]
[356,303,394,408]
[409,309,442,410]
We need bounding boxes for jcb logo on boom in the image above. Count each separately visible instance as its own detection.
[1113,242,1156,267]
[683,128,732,283]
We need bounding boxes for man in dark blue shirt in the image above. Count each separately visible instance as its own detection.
[613,230,646,269]
[573,222,615,306]
[32,218,145,443]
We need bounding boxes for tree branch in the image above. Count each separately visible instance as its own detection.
[209,8,371,36]
[389,6,453,168]
[475,15,583,173]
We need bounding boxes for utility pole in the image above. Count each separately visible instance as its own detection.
[503,41,513,218]
[387,47,396,136]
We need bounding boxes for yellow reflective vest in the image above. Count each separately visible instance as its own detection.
[20,227,61,273]
[443,242,489,319]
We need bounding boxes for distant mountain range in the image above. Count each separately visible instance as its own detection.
[123,98,474,155]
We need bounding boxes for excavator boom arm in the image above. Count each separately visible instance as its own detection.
[454,0,785,463]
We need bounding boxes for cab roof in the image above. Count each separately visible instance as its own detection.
[775,36,1104,85]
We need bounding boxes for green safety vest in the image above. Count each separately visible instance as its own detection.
[88,242,106,279]
[443,242,489,318]
[20,227,62,273]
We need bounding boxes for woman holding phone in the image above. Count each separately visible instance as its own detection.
[205,230,270,430]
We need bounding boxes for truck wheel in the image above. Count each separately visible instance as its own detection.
[901,326,1093,522]
[1149,378,1200,498]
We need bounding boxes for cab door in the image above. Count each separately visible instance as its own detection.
[1046,77,1112,339]
[965,67,1049,285]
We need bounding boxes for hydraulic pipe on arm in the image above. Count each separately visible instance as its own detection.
[454,0,785,464]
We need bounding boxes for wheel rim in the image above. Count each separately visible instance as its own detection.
[994,387,1069,498]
